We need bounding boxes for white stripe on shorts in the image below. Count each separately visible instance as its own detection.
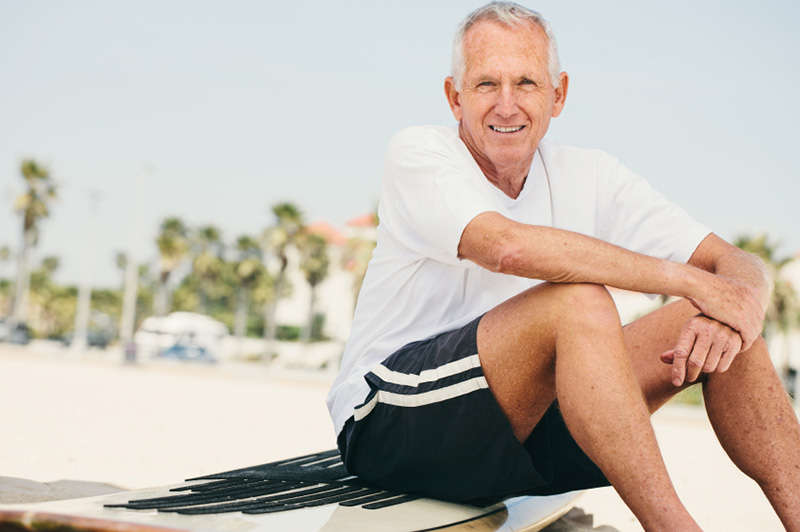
[370,353,482,388]
[353,375,489,422]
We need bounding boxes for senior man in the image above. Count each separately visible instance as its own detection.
[327,3,800,531]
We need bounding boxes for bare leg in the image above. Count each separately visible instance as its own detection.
[624,299,800,531]
[478,283,701,532]
[704,339,800,531]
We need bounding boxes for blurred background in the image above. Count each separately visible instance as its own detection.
[1,0,798,388]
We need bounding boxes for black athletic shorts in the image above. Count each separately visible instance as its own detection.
[336,314,610,503]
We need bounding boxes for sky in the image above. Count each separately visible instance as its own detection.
[1,0,799,288]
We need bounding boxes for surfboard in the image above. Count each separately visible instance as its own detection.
[0,450,582,532]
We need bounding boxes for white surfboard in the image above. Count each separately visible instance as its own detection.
[0,450,582,532]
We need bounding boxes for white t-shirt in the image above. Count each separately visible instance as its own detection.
[326,125,711,436]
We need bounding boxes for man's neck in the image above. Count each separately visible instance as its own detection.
[463,143,532,199]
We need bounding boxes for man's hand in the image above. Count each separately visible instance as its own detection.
[661,315,743,386]
[686,234,771,353]
[686,274,764,352]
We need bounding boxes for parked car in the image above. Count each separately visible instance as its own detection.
[134,312,228,360]
[60,329,113,349]
[159,334,217,364]
[0,318,31,345]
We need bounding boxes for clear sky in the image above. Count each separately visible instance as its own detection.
[2,0,798,288]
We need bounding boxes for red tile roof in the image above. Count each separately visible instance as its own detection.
[346,212,378,228]
[306,220,347,246]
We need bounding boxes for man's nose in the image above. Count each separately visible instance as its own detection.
[495,86,518,117]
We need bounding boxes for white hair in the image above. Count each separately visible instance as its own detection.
[450,1,562,90]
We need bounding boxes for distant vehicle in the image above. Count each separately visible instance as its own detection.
[60,329,112,349]
[0,318,31,345]
[134,312,228,361]
[159,333,217,364]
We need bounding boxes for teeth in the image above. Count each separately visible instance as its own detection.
[491,125,523,133]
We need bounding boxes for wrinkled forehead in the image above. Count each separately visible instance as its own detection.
[461,19,550,78]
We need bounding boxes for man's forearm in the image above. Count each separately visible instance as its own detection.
[461,211,712,299]
[688,235,773,314]
[714,251,772,311]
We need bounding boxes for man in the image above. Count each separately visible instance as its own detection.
[327,3,800,530]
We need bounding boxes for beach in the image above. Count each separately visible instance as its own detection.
[0,342,790,531]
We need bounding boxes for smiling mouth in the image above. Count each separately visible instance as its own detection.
[489,125,525,133]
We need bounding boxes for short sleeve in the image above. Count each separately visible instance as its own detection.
[379,127,503,266]
[595,154,711,265]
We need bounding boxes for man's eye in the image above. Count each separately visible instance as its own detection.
[519,79,536,86]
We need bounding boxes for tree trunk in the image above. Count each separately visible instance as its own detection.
[302,285,317,343]
[119,256,139,343]
[234,286,249,358]
[12,229,35,322]
[263,271,285,357]
[155,272,170,316]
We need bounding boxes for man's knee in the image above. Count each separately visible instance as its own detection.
[555,282,613,304]
[550,283,620,329]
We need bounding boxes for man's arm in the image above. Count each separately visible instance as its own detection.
[687,233,772,309]
[458,211,766,349]
[660,233,772,385]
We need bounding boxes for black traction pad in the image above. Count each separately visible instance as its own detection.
[106,450,425,515]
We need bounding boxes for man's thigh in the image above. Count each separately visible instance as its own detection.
[623,299,700,412]
[477,282,624,440]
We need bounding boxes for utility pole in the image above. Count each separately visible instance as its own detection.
[119,166,150,347]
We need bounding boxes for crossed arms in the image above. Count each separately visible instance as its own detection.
[458,211,772,385]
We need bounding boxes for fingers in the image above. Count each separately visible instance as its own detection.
[717,333,743,373]
[667,316,745,387]
[738,323,759,352]
[670,326,697,387]
[686,333,714,383]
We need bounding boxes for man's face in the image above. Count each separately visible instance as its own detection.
[445,20,568,184]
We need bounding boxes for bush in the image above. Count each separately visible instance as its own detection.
[276,325,301,341]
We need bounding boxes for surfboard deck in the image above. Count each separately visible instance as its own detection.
[0,450,582,532]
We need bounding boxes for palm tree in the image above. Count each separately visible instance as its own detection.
[12,159,57,322]
[191,225,224,314]
[734,234,800,384]
[29,255,62,337]
[298,232,330,342]
[232,235,265,350]
[262,202,304,348]
[155,217,189,316]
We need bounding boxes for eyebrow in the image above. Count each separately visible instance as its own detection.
[470,73,542,85]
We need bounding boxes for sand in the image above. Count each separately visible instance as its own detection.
[0,342,790,531]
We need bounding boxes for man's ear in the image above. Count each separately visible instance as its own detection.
[551,71,569,118]
[444,76,463,121]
